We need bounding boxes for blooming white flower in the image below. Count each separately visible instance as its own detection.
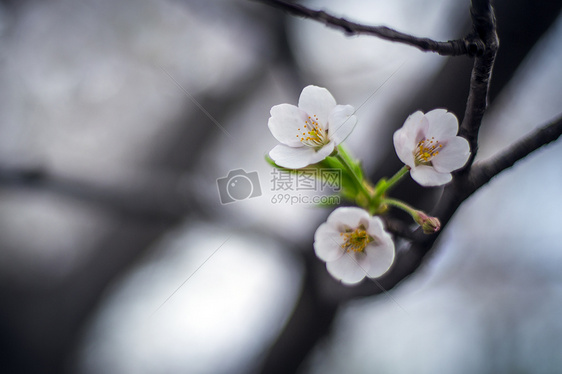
[393,109,470,186]
[268,85,357,169]
[314,207,395,285]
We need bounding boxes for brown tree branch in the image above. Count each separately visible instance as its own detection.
[0,166,195,222]
[256,0,484,56]
[458,0,499,168]
[358,115,562,301]
[469,114,562,192]
[316,2,562,303]
[318,0,501,302]
[258,0,562,372]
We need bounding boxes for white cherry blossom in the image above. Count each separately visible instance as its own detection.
[314,207,395,285]
[393,109,470,186]
[268,85,357,169]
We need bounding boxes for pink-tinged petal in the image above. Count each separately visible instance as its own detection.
[314,223,345,262]
[326,207,370,230]
[393,127,416,167]
[307,141,335,165]
[328,105,357,144]
[394,111,429,166]
[432,136,470,172]
[425,109,459,140]
[268,104,308,147]
[402,111,429,142]
[269,145,317,169]
[410,165,452,186]
[298,86,336,128]
[364,234,395,278]
[326,252,368,285]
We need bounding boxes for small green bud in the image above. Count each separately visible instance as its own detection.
[413,211,441,234]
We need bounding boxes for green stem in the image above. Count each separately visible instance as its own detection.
[384,197,441,233]
[334,151,371,200]
[383,197,417,217]
[379,165,410,196]
[337,145,358,167]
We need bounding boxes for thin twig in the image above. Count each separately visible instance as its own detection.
[256,0,483,56]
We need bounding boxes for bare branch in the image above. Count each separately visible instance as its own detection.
[258,0,562,371]
[458,0,499,167]
[382,216,417,241]
[0,166,194,222]
[332,117,562,303]
[256,0,483,56]
[470,114,562,191]
[318,0,502,301]
[361,114,562,301]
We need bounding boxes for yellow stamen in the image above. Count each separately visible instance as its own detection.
[299,113,329,148]
[340,226,372,253]
[414,137,443,166]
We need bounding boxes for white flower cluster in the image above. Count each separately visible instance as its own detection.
[267,86,470,284]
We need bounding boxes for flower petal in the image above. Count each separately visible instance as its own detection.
[410,165,452,186]
[425,109,459,140]
[298,85,336,128]
[326,207,370,230]
[269,144,317,169]
[402,111,429,141]
[307,141,335,165]
[432,136,470,172]
[268,104,307,147]
[393,111,428,167]
[393,128,415,167]
[326,252,368,285]
[365,216,386,239]
[314,223,345,262]
[364,234,395,278]
[328,105,357,144]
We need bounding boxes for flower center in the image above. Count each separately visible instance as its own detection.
[414,137,443,166]
[340,226,372,253]
[296,114,329,148]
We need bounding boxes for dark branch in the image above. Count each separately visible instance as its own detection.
[368,105,562,301]
[258,0,562,371]
[381,216,417,241]
[258,250,339,374]
[256,0,482,56]
[324,77,562,304]
[470,114,562,191]
[0,166,195,222]
[458,0,499,167]
[315,0,502,302]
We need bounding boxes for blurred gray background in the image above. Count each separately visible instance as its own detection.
[0,0,561,373]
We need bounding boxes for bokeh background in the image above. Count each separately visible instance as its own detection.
[0,0,561,373]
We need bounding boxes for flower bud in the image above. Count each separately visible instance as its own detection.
[413,211,441,234]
